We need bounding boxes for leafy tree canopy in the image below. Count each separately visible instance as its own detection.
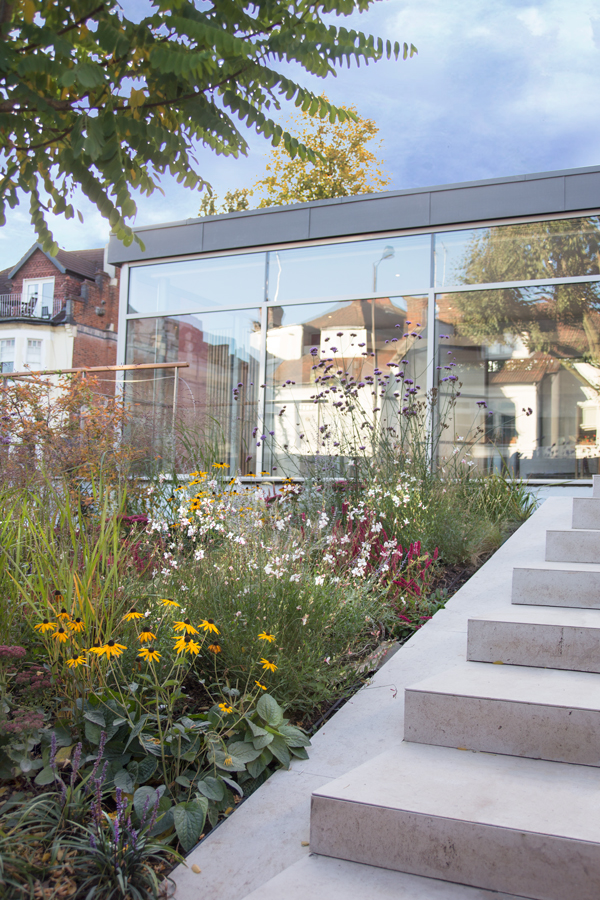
[450,217,600,361]
[200,97,392,214]
[0,0,415,253]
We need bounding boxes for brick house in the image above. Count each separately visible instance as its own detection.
[0,244,120,394]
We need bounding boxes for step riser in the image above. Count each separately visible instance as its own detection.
[512,567,600,607]
[311,796,600,900]
[467,619,600,673]
[573,498,600,530]
[546,531,600,563]
[404,690,600,766]
[594,475,600,498]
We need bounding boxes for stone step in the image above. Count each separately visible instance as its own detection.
[512,562,600,607]
[546,528,600,563]
[403,662,600,765]
[310,742,600,900]
[594,474,600,498]
[242,854,529,900]
[467,606,600,671]
[573,497,600,529]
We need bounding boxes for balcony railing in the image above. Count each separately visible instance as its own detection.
[0,294,65,320]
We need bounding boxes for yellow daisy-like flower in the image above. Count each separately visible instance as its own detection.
[160,598,180,608]
[208,643,221,654]
[53,590,65,603]
[34,620,56,633]
[173,619,199,635]
[87,645,103,656]
[57,608,71,621]
[138,647,161,663]
[173,635,187,654]
[255,681,267,690]
[139,630,156,643]
[260,658,277,673]
[97,640,127,659]
[123,609,143,622]
[218,703,233,714]
[52,627,69,643]
[69,617,85,633]
[200,619,220,635]
[184,638,200,656]
[258,631,275,643]
[66,655,86,669]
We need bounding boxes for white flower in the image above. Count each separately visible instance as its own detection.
[289,573,301,583]
[301,613,309,625]
[314,575,325,586]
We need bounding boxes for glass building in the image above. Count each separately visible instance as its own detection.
[109,165,600,479]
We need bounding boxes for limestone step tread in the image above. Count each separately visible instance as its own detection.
[311,743,600,900]
[512,563,600,608]
[468,607,600,672]
[405,660,600,710]
[404,662,600,765]
[471,605,600,629]
[572,497,600,529]
[545,529,600,562]
[242,855,529,900]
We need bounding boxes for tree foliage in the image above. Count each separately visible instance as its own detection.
[451,217,600,361]
[0,0,415,252]
[200,98,393,214]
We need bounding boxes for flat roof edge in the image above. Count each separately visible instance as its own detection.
[108,164,600,266]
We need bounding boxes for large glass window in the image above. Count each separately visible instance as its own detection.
[267,235,431,303]
[264,295,428,476]
[128,254,266,315]
[436,282,600,477]
[124,310,261,473]
[435,217,600,289]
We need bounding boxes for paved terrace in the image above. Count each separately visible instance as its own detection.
[173,488,600,900]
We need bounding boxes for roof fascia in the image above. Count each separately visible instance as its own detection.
[8,243,67,279]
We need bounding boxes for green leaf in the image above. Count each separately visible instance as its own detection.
[278,725,311,748]
[195,776,224,801]
[136,755,157,784]
[113,768,135,793]
[268,735,291,768]
[34,765,56,786]
[256,694,284,727]
[83,708,106,727]
[246,757,266,779]
[173,799,207,852]
[226,741,262,764]
[133,784,165,819]
[175,775,191,788]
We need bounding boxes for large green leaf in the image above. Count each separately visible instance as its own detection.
[173,799,208,852]
[256,695,284,727]
[195,776,224,801]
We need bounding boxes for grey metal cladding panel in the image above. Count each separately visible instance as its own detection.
[202,207,310,252]
[565,171,600,211]
[430,177,566,226]
[308,192,431,239]
[107,223,203,265]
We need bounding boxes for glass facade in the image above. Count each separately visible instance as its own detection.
[123,214,600,478]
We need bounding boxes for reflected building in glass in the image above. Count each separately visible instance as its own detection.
[109,166,600,479]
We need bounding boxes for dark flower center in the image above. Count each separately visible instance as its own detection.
[107,640,115,647]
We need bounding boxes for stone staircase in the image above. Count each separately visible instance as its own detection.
[245,481,600,900]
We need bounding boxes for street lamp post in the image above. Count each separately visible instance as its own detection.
[371,246,395,416]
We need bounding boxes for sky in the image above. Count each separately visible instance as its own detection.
[3,0,600,266]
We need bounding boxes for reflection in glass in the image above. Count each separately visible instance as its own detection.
[124,310,261,472]
[264,296,428,476]
[436,282,600,477]
[267,235,430,303]
[434,216,600,289]
[128,254,266,315]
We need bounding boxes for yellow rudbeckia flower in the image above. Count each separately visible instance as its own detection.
[35,620,56,634]
[260,658,277,673]
[67,655,86,669]
[173,619,199,635]
[138,647,161,663]
[139,630,156,643]
[200,619,219,635]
